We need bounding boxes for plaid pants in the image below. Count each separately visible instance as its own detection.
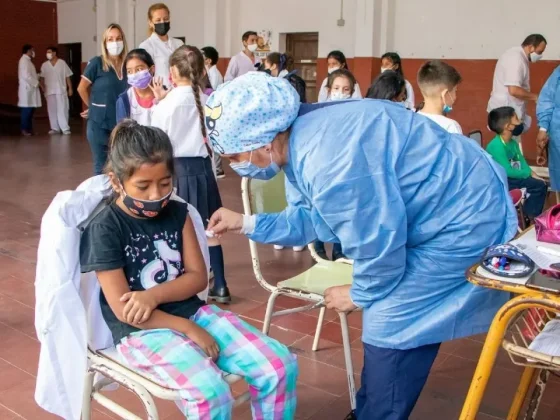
[117,305,298,419]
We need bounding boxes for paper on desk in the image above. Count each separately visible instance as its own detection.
[476,266,533,286]
[528,318,560,357]
[511,229,560,269]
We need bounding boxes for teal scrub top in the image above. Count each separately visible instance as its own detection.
[83,56,128,130]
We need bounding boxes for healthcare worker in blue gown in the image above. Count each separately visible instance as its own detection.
[207,72,518,420]
[536,65,560,188]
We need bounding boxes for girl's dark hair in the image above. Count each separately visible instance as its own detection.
[266,52,294,72]
[381,52,404,77]
[105,120,175,181]
[124,48,155,69]
[326,68,356,94]
[169,45,207,139]
[366,70,406,101]
[201,46,219,66]
[327,50,348,68]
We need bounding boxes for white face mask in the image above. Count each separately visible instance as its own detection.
[247,43,258,52]
[107,41,124,56]
[46,53,53,60]
[31,51,35,58]
[530,51,543,62]
[330,91,351,101]
[328,66,340,74]
[380,67,390,73]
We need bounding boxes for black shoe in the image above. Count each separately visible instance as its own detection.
[332,251,348,261]
[344,411,357,420]
[208,286,231,303]
[316,249,329,260]
[216,169,226,179]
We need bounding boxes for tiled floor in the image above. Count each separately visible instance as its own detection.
[0,121,559,419]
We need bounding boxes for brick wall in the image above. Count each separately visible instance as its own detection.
[1,0,58,106]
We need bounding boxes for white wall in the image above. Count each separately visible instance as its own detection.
[391,0,560,59]
[58,0,560,62]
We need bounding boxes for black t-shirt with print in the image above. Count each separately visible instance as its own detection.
[80,200,205,345]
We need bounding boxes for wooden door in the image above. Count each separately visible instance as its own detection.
[58,43,82,118]
[285,33,318,102]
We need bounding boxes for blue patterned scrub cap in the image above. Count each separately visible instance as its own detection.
[204,72,300,155]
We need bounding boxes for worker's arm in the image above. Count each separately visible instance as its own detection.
[536,67,560,133]
[66,77,73,97]
[315,172,407,309]
[507,85,538,102]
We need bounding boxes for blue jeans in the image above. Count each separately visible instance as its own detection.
[356,342,440,420]
[86,120,112,175]
[20,107,35,132]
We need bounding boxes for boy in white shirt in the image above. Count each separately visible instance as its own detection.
[201,46,223,90]
[40,46,73,134]
[224,31,260,82]
[417,60,463,134]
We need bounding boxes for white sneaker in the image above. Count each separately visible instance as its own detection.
[62,130,71,135]
[292,246,305,252]
[274,245,285,250]
[48,130,61,134]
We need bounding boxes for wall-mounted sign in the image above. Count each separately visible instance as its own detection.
[255,30,272,59]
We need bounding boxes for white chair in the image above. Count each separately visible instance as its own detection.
[241,172,357,410]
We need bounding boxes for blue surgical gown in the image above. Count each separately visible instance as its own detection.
[248,100,518,350]
[537,65,560,190]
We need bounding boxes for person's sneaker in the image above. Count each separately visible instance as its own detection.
[62,130,71,135]
[344,410,357,420]
[21,130,32,137]
[48,129,61,134]
[333,251,353,264]
[208,286,231,303]
[316,249,329,260]
[216,169,226,179]
[293,246,305,252]
[274,245,285,250]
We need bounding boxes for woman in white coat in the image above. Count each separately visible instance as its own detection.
[138,3,183,89]
[18,44,41,136]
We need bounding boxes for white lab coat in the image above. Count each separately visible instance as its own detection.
[35,175,210,420]
[139,33,184,88]
[18,54,41,108]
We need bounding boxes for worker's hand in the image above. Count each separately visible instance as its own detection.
[149,77,168,101]
[536,130,549,146]
[121,290,158,324]
[324,285,358,312]
[207,208,244,237]
[185,323,220,361]
[80,109,89,119]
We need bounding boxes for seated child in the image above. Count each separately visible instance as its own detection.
[417,60,463,134]
[80,121,298,419]
[486,106,547,221]
[325,68,357,101]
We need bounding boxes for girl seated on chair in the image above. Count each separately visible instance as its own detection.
[80,121,298,420]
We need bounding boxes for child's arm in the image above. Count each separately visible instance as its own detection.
[97,268,219,359]
[120,215,207,322]
[487,141,527,179]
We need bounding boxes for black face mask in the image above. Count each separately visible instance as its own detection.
[512,123,524,137]
[154,22,171,36]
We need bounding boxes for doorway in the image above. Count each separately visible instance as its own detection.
[285,33,318,102]
[58,43,82,118]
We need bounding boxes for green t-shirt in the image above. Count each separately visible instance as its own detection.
[486,135,531,179]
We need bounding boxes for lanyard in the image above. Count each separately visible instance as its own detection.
[500,136,519,161]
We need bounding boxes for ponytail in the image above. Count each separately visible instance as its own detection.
[169,45,212,156]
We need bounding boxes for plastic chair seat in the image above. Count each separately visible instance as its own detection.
[278,261,353,296]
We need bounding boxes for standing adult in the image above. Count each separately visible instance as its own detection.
[18,44,41,136]
[138,3,183,89]
[487,34,547,147]
[206,73,518,420]
[40,46,73,135]
[536,65,560,190]
[77,23,128,175]
[224,31,260,82]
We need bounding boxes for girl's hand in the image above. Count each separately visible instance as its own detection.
[80,109,89,119]
[207,208,244,237]
[121,290,158,324]
[149,77,168,101]
[187,323,220,360]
